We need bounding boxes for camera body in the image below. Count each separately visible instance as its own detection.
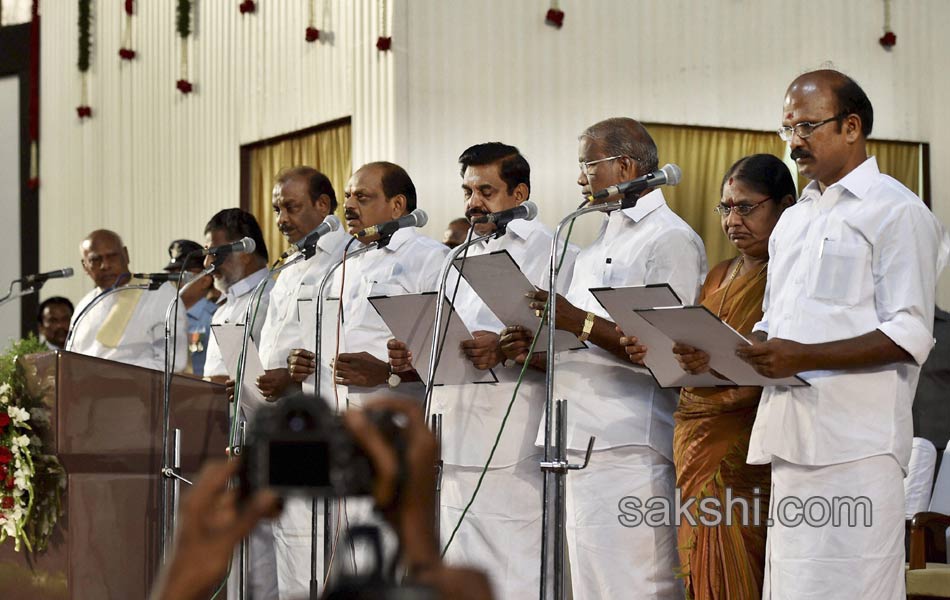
[240,392,401,498]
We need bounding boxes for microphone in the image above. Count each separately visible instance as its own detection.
[24,267,74,284]
[471,201,539,227]
[280,215,342,259]
[132,272,195,283]
[356,209,428,239]
[200,236,256,256]
[589,163,682,201]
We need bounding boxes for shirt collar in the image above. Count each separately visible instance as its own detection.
[800,156,879,203]
[226,267,270,300]
[379,225,417,253]
[503,212,543,241]
[617,187,666,223]
[316,226,348,254]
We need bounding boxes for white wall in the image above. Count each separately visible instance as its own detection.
[401,0,950,306]
[37,0,950,306]
[0,76,22,346]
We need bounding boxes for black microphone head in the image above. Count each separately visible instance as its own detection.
[521,201,539,221]
[409,209,428,228]
[660,163,682,186]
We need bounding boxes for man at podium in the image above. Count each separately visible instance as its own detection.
[68,229,188,371]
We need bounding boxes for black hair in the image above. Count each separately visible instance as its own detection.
[203,208,269,263]
[364,161,417,213]
[457,142,531,197]
[277,166,338,212]
[37,296,74,323]
[720,154,797,204]
[831,73,874,137]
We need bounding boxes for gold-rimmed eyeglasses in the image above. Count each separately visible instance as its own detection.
[714,199,772,217]
[776,113,846,142]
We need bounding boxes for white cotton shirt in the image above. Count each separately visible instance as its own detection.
[69,280,189,372]
[552,188,708,458]
[433,216,580,468]
[748,156,950,472]
[203,267,275,378]
[330,227,448,406]
[257,228,349,370]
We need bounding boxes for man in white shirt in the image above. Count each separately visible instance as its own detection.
[255,167,349,599]
[503,118,706,599]
[200,209,279,600]
[388,143,579,599]
[736,69,950,600]
[69,229,188,372]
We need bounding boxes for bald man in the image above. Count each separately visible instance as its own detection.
[69,229,188,371]
[736,70,949,600]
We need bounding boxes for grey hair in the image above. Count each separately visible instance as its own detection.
[580,117,659,174]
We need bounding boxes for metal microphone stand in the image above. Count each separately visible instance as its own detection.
[310,238,380,599]
[0,279,42,308]
[158,263,215,563]
[539,196,633,600]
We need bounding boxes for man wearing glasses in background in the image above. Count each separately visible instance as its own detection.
[503,117,705,599]
[736,69,949,599]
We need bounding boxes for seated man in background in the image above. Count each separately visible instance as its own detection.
[69,229,188,371]
[163,239,218,376]
[442,216,471,248]
[37,296,73,350]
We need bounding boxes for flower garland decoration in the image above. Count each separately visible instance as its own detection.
[375,0,391,51]
[76,0,93,118]
[305,0,320,42]
[239,0,256,14]
[545,0,565,29]
[119,0,136,60]
[176,0,193,93]
[0,336,65,553]
[879,0,896,49]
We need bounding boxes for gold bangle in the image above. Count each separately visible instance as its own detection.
[577,311,596,342]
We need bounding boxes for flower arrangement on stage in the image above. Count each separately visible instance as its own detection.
[0,337,65,553]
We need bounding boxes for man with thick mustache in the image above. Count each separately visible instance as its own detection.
[735,69,949,600]
[387,142,578,598]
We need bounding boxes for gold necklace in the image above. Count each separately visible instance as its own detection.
[716,257,768,318]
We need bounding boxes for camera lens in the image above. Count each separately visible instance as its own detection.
[286,409,314,432]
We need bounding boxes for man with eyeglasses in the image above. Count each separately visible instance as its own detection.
[736,69,949,600]
[503,117,706,599]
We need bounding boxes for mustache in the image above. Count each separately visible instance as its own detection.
[790,148,812,161]
[464,208,488,221]
[344,212,360,221]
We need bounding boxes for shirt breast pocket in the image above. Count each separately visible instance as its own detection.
[806,239,869,306]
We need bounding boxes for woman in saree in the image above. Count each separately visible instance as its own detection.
[622,153,796,599]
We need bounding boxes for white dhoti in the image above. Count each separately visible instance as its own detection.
[272,497,324,599]
[440,455,544,600]
[227,520,279,600]
[565,445,683,600]
[764,456,905,600]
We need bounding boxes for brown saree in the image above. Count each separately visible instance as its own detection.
[674,259,771,600]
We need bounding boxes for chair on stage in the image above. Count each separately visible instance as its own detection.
[907,441,950,599]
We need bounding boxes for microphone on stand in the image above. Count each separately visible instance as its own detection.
[356,209,428,239]
[588,163,682,201]
[471,201,539,227]
[280,215,342,259]
[24,268,74,284]
[132,272,195,284]
[200,236,256,256]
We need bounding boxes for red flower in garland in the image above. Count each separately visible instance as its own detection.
[0,446,11,464]
[879,31,897,48]
[4,477,12,491]
[306,27,320,42]
[118,48,137,60]
[0,411,9,429]
[0,464,6,480]
[76,106,93,118]
[176,79,194,94]
[545,8,565,29]
[239,0,256,14]
[1,496,14,509]
[376,36,392,51]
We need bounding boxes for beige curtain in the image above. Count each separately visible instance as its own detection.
[247,120,352,259]
[646,124,787,269]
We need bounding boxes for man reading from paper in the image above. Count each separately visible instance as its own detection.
[69,229,188,372]
[387,143,578,598]
[501,118,706,599]
[735,69,950,600]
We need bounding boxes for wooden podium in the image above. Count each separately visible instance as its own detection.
[0,351,229,599]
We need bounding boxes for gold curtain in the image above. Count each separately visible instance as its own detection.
[247,120,352,259]
[645,124,787,269]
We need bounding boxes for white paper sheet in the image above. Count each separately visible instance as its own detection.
[635,306,808,387]
[590,285,730,388]
[297,297,341,399]
[210,322,270,419]
[451,250,584,352]
[369,292,497,386]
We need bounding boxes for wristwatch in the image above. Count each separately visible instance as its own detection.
[577,311,596,342]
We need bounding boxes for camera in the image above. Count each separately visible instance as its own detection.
[239,392,405,498]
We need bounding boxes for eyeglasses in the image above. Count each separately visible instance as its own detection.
[776,114,846,142]
[714,199,772,217]
[579,155,629,173]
